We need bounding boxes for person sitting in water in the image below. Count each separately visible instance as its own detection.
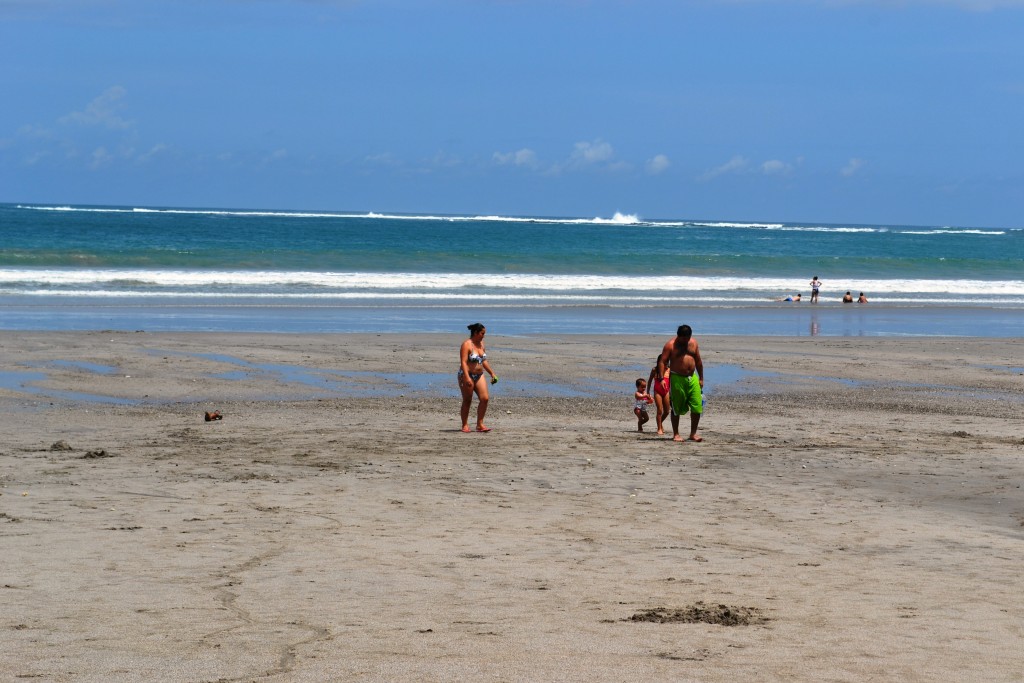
[857,292,868,303]
[842,291,854,303]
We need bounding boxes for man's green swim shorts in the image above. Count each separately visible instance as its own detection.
[669,372,702,417]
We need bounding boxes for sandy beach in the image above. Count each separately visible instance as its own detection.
[2,331,1022,682]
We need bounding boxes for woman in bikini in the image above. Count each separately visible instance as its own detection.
[458,322,497,432]
[647,355,670,435]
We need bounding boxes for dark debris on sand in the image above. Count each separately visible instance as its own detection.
[626,602,769,626]
[80,449,114,459]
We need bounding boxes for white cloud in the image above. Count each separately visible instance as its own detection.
[541,139,621,175]
[645,154,671,175]
[715,0,1024,9]
[761,159,792,175]
[60,86,133,130]
[571,139,614,164]
[841,157,866,177]
[917,0,1024,9]
[401,151,463,175]
[493,148,538,167]
[136,143,170,163]
[15,123,55,142]
[365,152,401,167]
[700,155,749,181]
[427,150,461,168]
[24,150,51,166]
[90,146,113,169]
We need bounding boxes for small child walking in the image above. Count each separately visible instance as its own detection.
[633,378,654,432]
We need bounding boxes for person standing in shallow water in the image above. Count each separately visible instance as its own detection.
[809,276,821,303]
[458,323,497,433]
[658,324,704,442]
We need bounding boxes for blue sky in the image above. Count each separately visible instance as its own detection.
[2,0,1023,227]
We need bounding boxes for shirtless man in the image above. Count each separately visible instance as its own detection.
[657,324,704,442]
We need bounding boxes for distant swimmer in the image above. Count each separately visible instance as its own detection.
[842,291,854,303]
[809,276,821,303]
[858,292,868,303]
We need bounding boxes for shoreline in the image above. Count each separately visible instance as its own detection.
[3,333,1023,414]
[2,332,1023,681]
[3,302,1024,336]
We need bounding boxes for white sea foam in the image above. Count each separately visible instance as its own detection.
[18,204,1016,234]
[4,289,1021,306]
[18,204,654,227]
[0,289,756,302]
[592,212,640,224]
[774,226,882,233]
[2,269,1023,296]
[901,229,1005,235]
[691,221,785,229]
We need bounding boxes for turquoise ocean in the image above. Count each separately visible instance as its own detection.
[2,203,1022,336]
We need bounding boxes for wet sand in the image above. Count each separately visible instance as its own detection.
[2,332,1023,682]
